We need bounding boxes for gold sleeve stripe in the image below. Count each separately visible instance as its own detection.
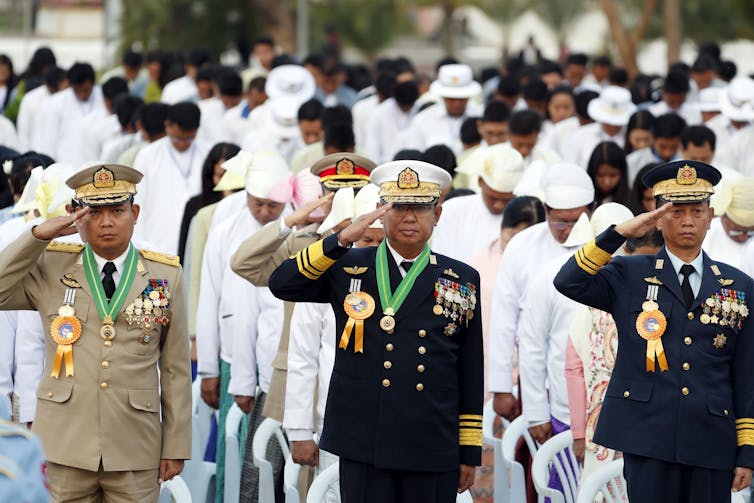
[307,240,336,273]
[295,252,319,281]
[738,431,754,447]
[459,421,483,428]
[303,248,325,274]
[459,414,483,421]
[575,249,599,275]
[459,429,483,447]
[736,418,754,426]
[575,240,612,275]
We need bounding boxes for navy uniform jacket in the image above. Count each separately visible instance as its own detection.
[268,233,484,472]
[554,227,754,471]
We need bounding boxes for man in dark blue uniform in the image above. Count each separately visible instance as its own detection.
[268,160,483,502]
[554,160,754,502]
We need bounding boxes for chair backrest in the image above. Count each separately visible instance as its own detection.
[531,430,581,503]
[283,453,302,503]
[224,403,246,503]
[482,400,512,503]
[731,489,749,503]
[456,490,474,502]
[500,415,540,503]
[253,417,291,503]
[576,459,626,503]
[159,475,193,503]
[182,381,215,503]
[306,461,340,503]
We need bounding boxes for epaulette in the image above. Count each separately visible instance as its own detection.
[140,249,180,267]
[46,241,84,253]
[0,420,32,439]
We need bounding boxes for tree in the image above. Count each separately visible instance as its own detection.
[529,0,590,49]
[600,0,657,78]
[663,0,681,64]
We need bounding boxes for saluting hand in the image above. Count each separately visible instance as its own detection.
[337,204,392,248]
[284,192,335,228]
[31,206,90,241]
[614,202,673,239]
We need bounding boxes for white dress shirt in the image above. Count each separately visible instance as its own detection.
[160,75,198,104]
[665,247,704,298]
[648,100,702,126]
[365,98,419,164]
[702,217,753,271]
[13,311,44,423]
[432,193,501,262]
[15,85,49,152]
[563,122,625,169]
[404,101,484,156]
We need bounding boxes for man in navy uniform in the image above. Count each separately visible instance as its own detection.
[268,160,483,502]
[554,159,754,502]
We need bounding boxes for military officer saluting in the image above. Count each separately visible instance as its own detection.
[268,160,484,502]
[555,160,754,502]
[0,164,192,502]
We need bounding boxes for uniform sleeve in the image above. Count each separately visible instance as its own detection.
[458,268,484,467]
[158,267,192,460]
[195,234,223,377]
[733,277,754,468]
[227,282,261,397]
[553,227,627,312]
[230,218,292,287]
[0,230,49,311]
[268,234,348,303]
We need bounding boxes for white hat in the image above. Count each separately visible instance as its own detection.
[267,96,303,140]
[215,150,254,191]
[44,163,76,217]
[265,65,316,102]
[587,86,637,126]
[711,177,754,227]
[542,162,594,209]
[457,144,524,193]
[563,202,633,247]
[720,77,754,122]
[12,165,44,214]
[698,87,721,113]
[561,212,592,247]
[244,150,291,199]
[318,184,382,234]
[429,64,482,99]
[371,160,452,204]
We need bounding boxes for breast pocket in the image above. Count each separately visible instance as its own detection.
[126,321,162,355]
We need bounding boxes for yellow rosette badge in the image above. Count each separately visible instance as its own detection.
[50,315,82,377]
[636,309,669,372]
[340,292,376,353]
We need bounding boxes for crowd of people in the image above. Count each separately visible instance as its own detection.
[1,33,754,503]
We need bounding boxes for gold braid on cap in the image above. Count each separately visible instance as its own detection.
[652,165,713,201]
[379,167,441,204]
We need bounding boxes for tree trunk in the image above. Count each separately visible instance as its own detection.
[251,0,296,54]
[441,0,455,57]
[599,0,657,80]
[664,0,682,66]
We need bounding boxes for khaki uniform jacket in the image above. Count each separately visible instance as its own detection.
[0,231,192,471]
[230,219,323,420]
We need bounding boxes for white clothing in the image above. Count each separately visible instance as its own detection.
[488,222,578,393]
[209,190,248,229]
[39,87,107,165]
[404,101,484,156]
[198,97,230,145]
[519,252,580,425]
[13,311,44,423]
[352,94,380,152]
[0,310,14,416]
[703,218,754,272]
[16,85,49,152]
[706,114,742,159]
[563,122,624,169]
[161,75,198,104]
[223,100,255,145]
[626,147,667,188]
[542,116,581,163]
[101,133,142,164]
[241,129,304,164]
[133,136,210,254]
[365,98,419,163]
[432,193,500,262]
[648,100,702,126]
[85,114,121,161]
[284,302,336,441]
[716,127,754,177]
[0,115,18,151]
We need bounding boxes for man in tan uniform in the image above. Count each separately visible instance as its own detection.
[0,164,192,502]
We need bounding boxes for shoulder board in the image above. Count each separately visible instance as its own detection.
[46,241,84,253]
[0,420,32,439]
[139,249,180,267]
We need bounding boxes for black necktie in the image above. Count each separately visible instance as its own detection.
[400,261,414,274]
[680,264,695,309]
[102,262,117,300]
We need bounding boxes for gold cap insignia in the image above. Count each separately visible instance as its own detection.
[397,167,420,189]
[336,158,355,175]
[676,165,697,185]
[93,167,116,188]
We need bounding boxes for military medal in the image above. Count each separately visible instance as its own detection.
[375,241,430,336]
[379,313,396,334]
[636,284,669,372]
[713,333,727,349]
[339,291,375,352]
[433,276,477,328]
[50,288,83,378]
[100,315,116,341]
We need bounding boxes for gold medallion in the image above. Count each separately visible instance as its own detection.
[466,309,474,320]
[433,304,443,316]
[58,305,75,318]
[149,291,160,301]
[100,324,116,340]
[380,315,396,333]
[700,313,710,325]
[343,292,375,320]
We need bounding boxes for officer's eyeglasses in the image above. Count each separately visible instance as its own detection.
[390,204,436,216]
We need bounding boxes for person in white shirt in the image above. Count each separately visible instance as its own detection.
[704,177,754,271]
[16,67,67,152]
[160,48,212,104]
[246,64,316,134]
[224,76,268,145]
[539,86,576,149]
[626,114,686,186]
[565,86,636,168]
[404,64,483,156]
[84,77,130,161]
[353,72,394,151]
[100,95,144,163]
[197,69,244,146]
[133,101,210,254]
[713,77,754,174]
[434,144,524,261]
[242,96,305,163]
[547,89,598,160]
[366,81,420,164]
[488,163,595,420]
[649,69,702,126]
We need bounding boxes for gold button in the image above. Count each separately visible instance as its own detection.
[417,364,425,373]
[684,337,692,346]
[386,343,394,352]
[687,312,694,320]
[416,383,424,391]
[383,361,392,369]
[681,387,689,396]
[418,329,427,338]
[382,379,390,387]
[101,361,110,369]
[724,409,729,416]
[146,402,151,408]
[623,390,630,398]
[100,382,108,390]
[104,340,112,347]
[418,346,426,355]
[682,362,690,371]
[47,392,53,398]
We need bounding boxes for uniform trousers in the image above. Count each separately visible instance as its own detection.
[47,461,159,503]
[623,453,733,503]
[338,457,458,503]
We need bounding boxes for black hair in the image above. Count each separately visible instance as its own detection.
[624,110,655,154]
[114,95,144,129]
[502,195,545,229]
[575,90,599,120]
[509,109,542,135]
[698,42,721,63]
[593,56,612,67]
[663,69,690,93]
[167,102,201,131]
[200,142,240,204]
[423,145,456,178]
[497,75,520,97]
[195,67,215,83]
[668,62,690,76]
[216,70,242,97]
[625,229,664,252]
[609,68,629,87]
[692,55,717,74]
[392,149,423,161]
[271,54,296,68]
[187,48,212,68]
[252,36,275,49]
[654,113,687,139]
[630,74,654,105]
[145,50,163,63]
[0,55,17,106]
[248,76,266,93]
[375,72,397,99]
[681,125,716,151]
[566,53,588,67]
[298,99,324,121]
[523,78,547,101]
[460,117,482,145]
[630,162,660,214]
[303,53,323,69]
[67,62,95,85]
[482,100,510,122]
[122,50,142,69]
[445,188,475,201]
[718,61,737,82]
[481,67,499,84]
[101,76,129,101]
[538,59,563,76]
[323,124,355,151]
[435,56,459,73]
[544,85,574,120]
[587,141,631,205]
[21,47,56,81]
[139,102,169,137]
[43,66,67,92]
[320,105,353,128]
[394,81,419,107]
[393,56,415,75]
[9,152,52,196]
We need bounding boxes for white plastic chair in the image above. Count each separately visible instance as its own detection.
[253,417,291,503]
[532,430,581,503]
[159,475,193,503]
[306,461,340,503]
[456,490,474,502]
[501,415,540,503]
[576,458,626,503]
[731,488,749,503]
[181,380,215,503]
[284,453,302,503]
[482,400,512,503]
[224,403,246,503]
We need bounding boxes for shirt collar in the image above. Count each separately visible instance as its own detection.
[385,240,415,268]
[665,247,704,277]
[91,246,130,275]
